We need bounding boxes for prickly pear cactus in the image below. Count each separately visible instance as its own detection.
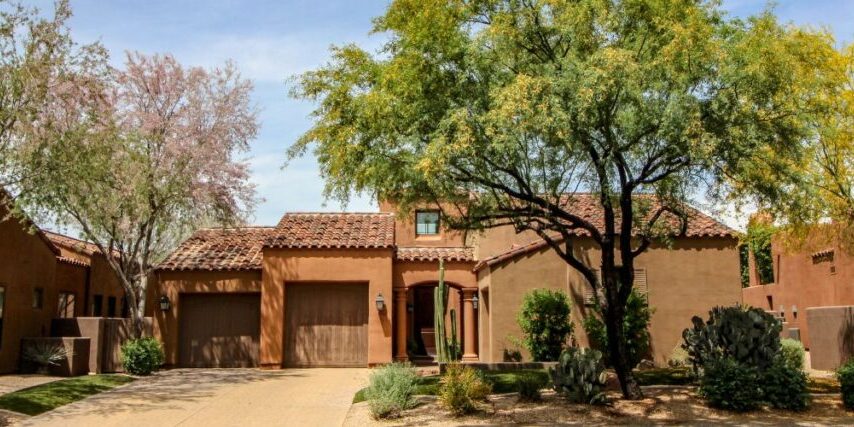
[550,347,608,404]
[682,304,782,372]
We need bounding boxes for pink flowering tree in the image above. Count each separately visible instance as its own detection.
[13,52,259,336]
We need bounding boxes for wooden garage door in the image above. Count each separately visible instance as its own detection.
[285,283,368,367]
[179,293,260,368]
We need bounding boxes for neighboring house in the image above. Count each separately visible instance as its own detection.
[743,229,854,350]
[154,194,741,368]
[0,198,127,373]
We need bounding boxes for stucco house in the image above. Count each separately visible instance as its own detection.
[153,194,741,368]
[0,198,126,373]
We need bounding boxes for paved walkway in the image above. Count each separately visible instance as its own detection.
[22,368,369,427]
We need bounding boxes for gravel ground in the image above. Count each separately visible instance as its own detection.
[344,387,853,426]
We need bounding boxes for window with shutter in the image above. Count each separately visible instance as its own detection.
[633,269,648,295]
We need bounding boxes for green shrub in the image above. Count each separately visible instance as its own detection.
[762,359,809,411]
[839,360,854,410]
[516,372,547,402]
[583,288,652,369]
[516,289,573,362]
[550,347,607,404]
[698,357,763,412]
[120,337,164,376]
[364,362,419,419]
[779,339,806,371]
[439,363,492,415]
[667,344,690,368]
[682,304,781,372]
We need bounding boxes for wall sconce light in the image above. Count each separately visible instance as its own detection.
[792,305,798,317]
[375,293,386,311]
[159,295,171,312]
[472,294,479,310]
[779,306,785,319]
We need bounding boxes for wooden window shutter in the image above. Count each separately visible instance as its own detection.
[633,268,648,295]
[584,270,603,306]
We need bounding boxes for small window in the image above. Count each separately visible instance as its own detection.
[107,296,117,317]
[57,292,76,318]
[0,285,5,348]
[32,288,44,309]
[92,295,103,316]
[415,211,440,236]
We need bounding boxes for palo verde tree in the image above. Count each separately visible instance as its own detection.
[9,51,258,337]
[291,0,825,398]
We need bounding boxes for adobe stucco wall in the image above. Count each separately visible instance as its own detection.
[153,270,262,366]
[742,239,854,349]
[87,255,125,316]
[806,306,854,370]
[54,261,88,317]
[261,247,394,367]
[0,213,58,373]
[478,236,742,365]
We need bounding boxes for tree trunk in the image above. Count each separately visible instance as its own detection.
[605,297,643,399]
[131,272,148,339]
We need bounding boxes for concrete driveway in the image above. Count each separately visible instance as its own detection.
[22,368,369,427]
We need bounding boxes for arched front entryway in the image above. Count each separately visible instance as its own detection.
[393,280,478,363]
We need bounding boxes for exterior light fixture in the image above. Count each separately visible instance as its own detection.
[779,306,785,319]
[472,294,479,310]
[792,305,798,317]
[159,295,171,312]
[375,293,386,311]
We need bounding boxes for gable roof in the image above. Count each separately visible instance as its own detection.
[43,231,101,256]
[265,213,395,249]
[157,227,274,271]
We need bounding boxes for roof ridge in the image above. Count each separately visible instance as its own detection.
[282,212,393,216]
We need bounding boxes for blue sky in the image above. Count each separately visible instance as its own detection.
[61,0,854,227]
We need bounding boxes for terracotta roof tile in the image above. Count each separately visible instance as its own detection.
[43,231,102,256]
[266,213,395,249]
[396,247,475,262]
[474,195,737,272]
[57,256,90,268]
[157,227,273,271]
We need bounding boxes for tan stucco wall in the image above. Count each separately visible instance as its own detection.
[152,270,262,365]
[805,306,854,370]
[54,262,88,317]
[87,255,125,316]
[379,200,466,248]
[0,212,58,373]
[479,236,742,365]
[261,247,394,367]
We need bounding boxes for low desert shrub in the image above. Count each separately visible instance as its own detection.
[22,342,70,374]
[439,363,492,415]
[550,347,607,404]
[516,372,547,401]
[516,289,573,362]
[779,339,806,371]
[839,360,854,410]
[667,344,690,368]
[698,357,763,412]
[120,337,164,376]
[762,359,809,411]
[583,288,652,369]
[364,362,419,419]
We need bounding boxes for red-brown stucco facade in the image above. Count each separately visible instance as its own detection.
[154,195,742,368]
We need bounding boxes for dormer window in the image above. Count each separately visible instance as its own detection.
[416,211,440,236]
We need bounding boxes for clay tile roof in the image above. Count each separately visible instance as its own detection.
[396,247,475,262]
[57,256,90,268]
[555,194,736,238]
[474,196,736,272]
[157,227,274,271]
[265,213,395,249]
[43,231,102,256]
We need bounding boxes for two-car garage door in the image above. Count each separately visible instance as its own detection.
[178,283,368,368]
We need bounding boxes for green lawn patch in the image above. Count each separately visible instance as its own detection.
[634,367,695,386]
[0,374,135,416]
[353,369,548,403]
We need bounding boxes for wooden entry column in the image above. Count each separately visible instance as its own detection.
[394,288,408,361]
[462,289,478,361]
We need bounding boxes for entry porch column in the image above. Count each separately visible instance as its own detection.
[462,288,478,361]
[394,288,408,361]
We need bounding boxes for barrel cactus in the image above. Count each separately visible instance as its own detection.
[549,347,608,404]
[682,304,782,372]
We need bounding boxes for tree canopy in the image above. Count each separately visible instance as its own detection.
[292,0,832,398]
